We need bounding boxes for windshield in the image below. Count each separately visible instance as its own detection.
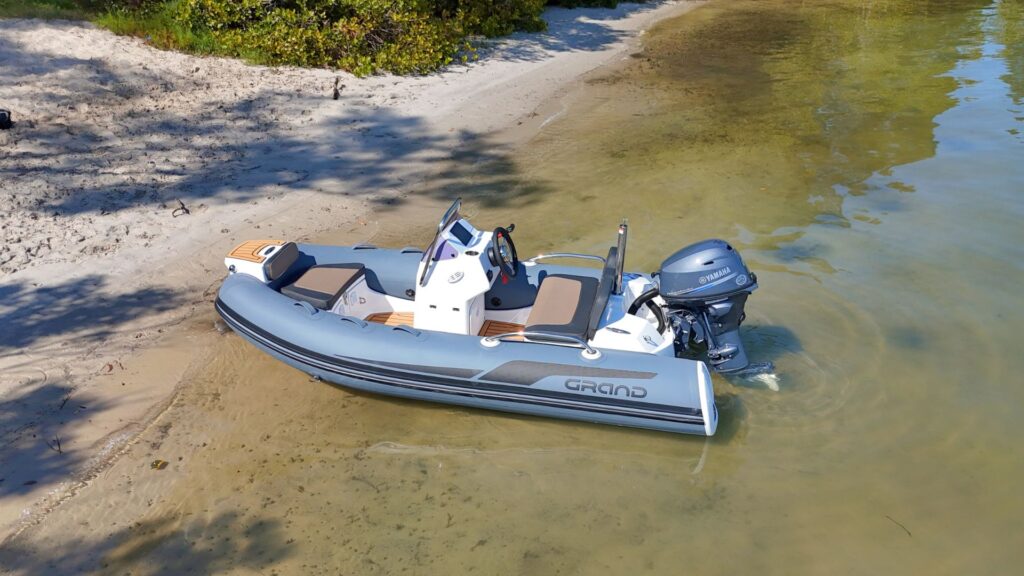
[419,198,462,286]
[437,197,461,233]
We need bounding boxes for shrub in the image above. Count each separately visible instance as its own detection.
[1,0,637,75]
[171,0,558,74]
[547,0,621,8]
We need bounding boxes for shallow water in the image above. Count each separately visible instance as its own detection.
[17,1,1024,574]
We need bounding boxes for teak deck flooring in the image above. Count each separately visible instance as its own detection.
[227,239,283,263]
[364,313,524,337]
[365,312,415,326]
[478,320,525,337]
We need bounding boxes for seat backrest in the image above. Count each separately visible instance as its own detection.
[264,242,299,281]
[585,246,618,340]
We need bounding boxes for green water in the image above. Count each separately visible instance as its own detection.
[487,0,1024,571]
[12,1,1023,574]
[466,0,1024,568]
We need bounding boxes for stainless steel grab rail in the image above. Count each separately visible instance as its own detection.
[481,331,601,359]
[526,253,606,264]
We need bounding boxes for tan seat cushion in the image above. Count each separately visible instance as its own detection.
[281,264,364,309]
[293,267,360,293]
[525,274,599,338]
[526,276,581,325]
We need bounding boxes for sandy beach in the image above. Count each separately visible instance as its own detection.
[0,0,701,553]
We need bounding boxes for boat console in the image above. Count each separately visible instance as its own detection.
[414,212,499,335]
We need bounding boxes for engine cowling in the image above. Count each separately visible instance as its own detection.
[657,239,758,373]
[658,239,756,303]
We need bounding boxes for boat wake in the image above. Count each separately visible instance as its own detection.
[747,371,780,392]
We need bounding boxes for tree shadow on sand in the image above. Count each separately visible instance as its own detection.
[0,510,292,575]
[0,21,555,224]
[478,2,669,64]
[1,79,552,219]
[0,275,183,499]
[0,274,183,352]
[0,379,116,498]
[0,23,143,108]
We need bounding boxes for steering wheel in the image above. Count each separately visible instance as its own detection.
[490,227,518,278]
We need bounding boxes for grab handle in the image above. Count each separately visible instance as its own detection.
[338,316,368,329]
[481,331,601,360]
[292,301,318,316]
[391,325,422,337]
[526,253,606,264]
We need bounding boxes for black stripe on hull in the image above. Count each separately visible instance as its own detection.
[215,299,705,426]
[478,360,657,386]
[337,355,687,416]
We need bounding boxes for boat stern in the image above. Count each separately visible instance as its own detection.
[697,361,718,436]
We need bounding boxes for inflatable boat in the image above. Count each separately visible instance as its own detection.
[215,199,769,436]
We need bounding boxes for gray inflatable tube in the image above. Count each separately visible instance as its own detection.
[216,244,717,436]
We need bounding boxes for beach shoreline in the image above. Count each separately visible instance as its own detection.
[0,1,703,544]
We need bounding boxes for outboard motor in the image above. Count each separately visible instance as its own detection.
[656,239,769,374]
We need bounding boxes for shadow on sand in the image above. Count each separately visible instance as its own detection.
[0,275,183,353]
[0,379,118,499]
[0,510,292,575]
[481,2,669,64]
[0,18,560,222]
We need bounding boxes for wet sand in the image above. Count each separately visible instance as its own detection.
[0,0,704,546]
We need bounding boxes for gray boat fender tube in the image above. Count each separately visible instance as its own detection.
[216,269,718,436]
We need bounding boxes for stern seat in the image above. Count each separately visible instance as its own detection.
[523,246,619,342]
[524,274,599,340]
[266,242,365,310]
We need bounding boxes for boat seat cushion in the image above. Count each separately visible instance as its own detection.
[264,241,299,281]
[525,274,599,339]
[281,264,365,310]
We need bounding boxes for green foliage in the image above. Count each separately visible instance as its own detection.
[454,0,548,36]
[94,1,218,54]
[547,0,621,8]
[169,0,560,74]
[1,0,637,75]
[0,0,98,19]
[174,0,473,74]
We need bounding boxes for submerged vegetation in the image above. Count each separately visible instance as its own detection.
[1,0,634,75]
